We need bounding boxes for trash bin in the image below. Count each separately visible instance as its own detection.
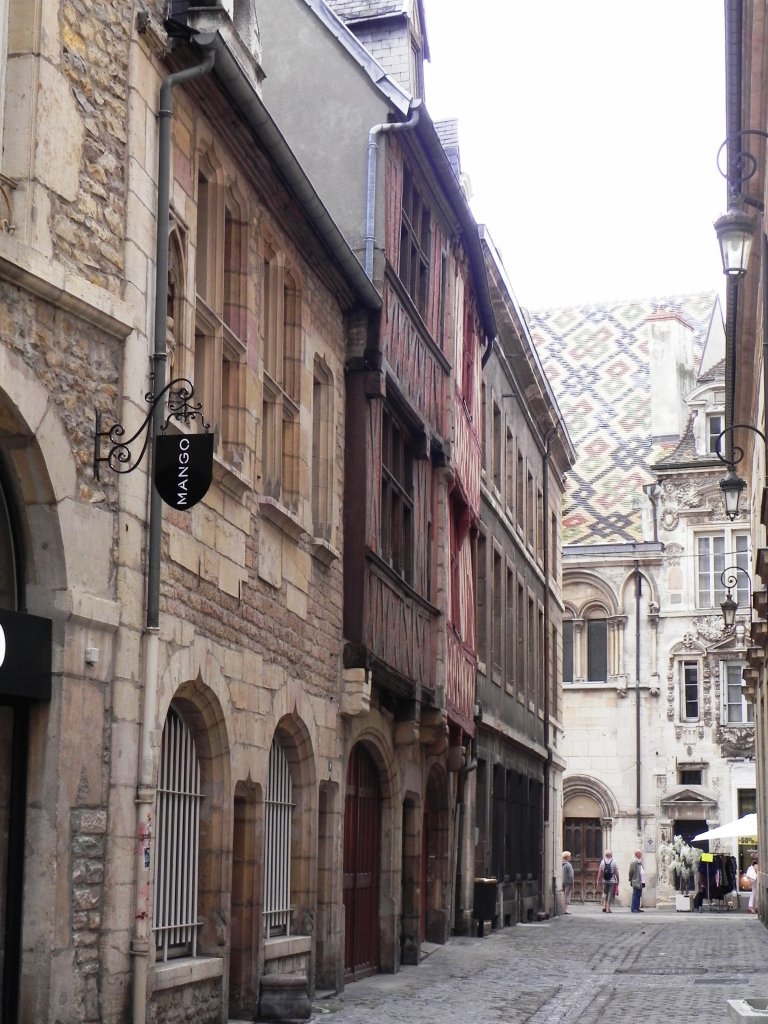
[473,877,498,932]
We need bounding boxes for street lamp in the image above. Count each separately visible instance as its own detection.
[714,130,768,518]
[719,565,752,630]
[714,426,764,521]
[714,198,756,278]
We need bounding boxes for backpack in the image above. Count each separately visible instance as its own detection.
[602,859,614,882]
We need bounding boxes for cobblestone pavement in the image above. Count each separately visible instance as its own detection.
[311,905,768,1023]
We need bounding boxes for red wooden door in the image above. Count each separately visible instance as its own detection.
[344,744,381,979]
[419,818,427,943]
[563,818,602,902]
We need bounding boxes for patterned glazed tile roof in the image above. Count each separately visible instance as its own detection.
[528,292,718,545]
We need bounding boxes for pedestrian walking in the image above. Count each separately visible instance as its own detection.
[596,850,618,913]
[628,849,645,912]
[562,851,574,914]
[747,856,759,914]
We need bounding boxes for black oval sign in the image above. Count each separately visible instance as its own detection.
[154,433,213,511]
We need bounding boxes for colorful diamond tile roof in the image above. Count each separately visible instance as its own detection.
[528,292,719,545]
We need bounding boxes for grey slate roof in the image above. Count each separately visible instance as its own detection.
[325,1,408,20]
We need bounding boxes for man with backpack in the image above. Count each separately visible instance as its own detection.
[596,850,619,912]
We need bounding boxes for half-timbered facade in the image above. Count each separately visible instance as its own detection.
[258,0,496,965]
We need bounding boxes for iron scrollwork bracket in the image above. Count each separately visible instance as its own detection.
[717,128,768,209]
[715,423,766,468]
[93,378,211,481]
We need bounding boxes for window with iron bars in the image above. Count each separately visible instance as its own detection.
[263,737,293,938]
[153,708,203,961]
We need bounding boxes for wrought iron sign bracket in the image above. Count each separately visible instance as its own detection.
[93,378,210,482]
[717,128,768,210]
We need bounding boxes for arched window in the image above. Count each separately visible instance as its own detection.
[561,607,611,683]
[586,613,608,682]
[263,736,293,937]
[153,707,203,960]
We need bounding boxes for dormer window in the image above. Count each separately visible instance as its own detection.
[707,412,724,455]
[410,39,424,99]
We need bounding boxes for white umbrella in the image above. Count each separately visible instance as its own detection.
[693,813,758,841]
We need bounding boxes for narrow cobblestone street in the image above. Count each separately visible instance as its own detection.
[311,906,768,1023]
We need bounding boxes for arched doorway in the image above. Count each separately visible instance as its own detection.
[343,743,381,980]
[563,777,616,903]
[0,457,53,1022]
[563,816,602,902]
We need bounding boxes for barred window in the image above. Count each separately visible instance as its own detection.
[263,737,293,937]
[153,708,203,960]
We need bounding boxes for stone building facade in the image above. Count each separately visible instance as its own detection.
[0,1,383,1022]
[473,231,574,923]
[531,293,757,908]
[719,0,768,927]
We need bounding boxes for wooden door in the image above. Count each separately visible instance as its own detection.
[564,818,602,902]
[344,744,381,980]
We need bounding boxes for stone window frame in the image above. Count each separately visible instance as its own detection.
[192,146,250,476]
[263,735,293,938]
[153,707,203,961]
[259,236,303,514]
[722,659,753,725]
[311,355,334,544]
[263,715,316,948]
[693,529,750,610]
[680,659,701,722]
[152,686,231,968]
[562,599,623,686]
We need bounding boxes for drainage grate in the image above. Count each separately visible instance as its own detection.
[616,967,706,976]
[693,977,749,985]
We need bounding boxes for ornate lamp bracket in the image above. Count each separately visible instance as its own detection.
[93,378,210,481]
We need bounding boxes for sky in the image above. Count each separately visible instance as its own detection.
[422,0,727,311]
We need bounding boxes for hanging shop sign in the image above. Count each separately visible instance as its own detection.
[154,432,214,511]
[0,608,52,700]
[94,378,213,512]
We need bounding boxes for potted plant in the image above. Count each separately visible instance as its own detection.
[658,835,702,910]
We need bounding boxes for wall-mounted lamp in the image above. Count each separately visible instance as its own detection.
[713,130,768,518]
[715,426,765,521]
[719,565,752,630]
[714,198,756,278]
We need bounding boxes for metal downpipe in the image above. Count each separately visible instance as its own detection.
[364,101,421,279]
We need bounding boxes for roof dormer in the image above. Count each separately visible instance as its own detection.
[324,0,429,99]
